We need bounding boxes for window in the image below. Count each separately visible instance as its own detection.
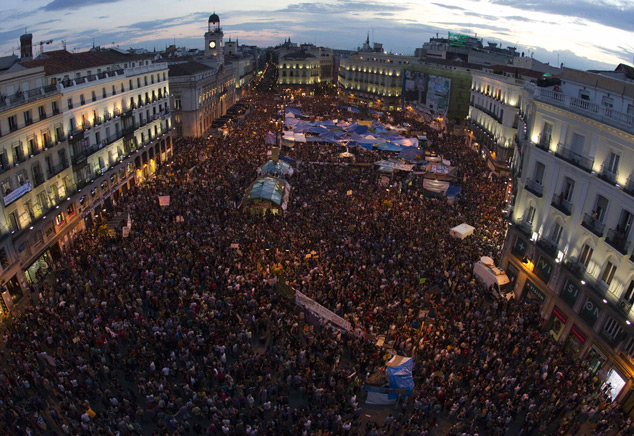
[534,162,545,185]
[80,94,85,105]
[579,243,593,268]
[602,96,614,108]
[579,90,590,100]
[602,317,622,342]
[525,205,536,225]
[562,177,575,202]
[541,122,553,144]
[8,115,18,132]
[617,209,633,239]
[67,98,73,110]
[550,222,563,244]
[92,91,97,102]
[571,133,585,154]
[38,105,46,119]
[601,261,617,286]
[55,213,65,227]
[628,104,634,116]
[606,152,620,174]
[625,337,634,358]
[137,78,141,88]
[623,280,634,304]
[102,87,107,98]
[52,101,59,114]
[593,195,609,222]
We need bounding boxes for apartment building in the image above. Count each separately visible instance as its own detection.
[0,45,173,313]
[504,66,634,406]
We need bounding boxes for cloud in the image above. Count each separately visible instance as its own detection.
[492,0,634,32]
[431,3,465,11]
[43,0,123,11]
[464,11,497,21]
[278,0,408,14]
[504,15,531,22]
[0,27,27,48]
[434,22,511,32]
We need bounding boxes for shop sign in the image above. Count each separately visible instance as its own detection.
[512,236,527,257]
[549,307,566,341]
[570,326,586,344]
[524,279,545,303]
[579,297,601,327]
[561,279,580,308]
[535,255,553,283]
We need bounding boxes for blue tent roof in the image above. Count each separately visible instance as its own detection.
[248,177,288,206]
[376,142,403,152]
[446,185,462,198]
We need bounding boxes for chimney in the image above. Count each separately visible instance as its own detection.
[20,33,33,60]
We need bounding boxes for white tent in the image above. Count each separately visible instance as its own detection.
[450,223,475,240]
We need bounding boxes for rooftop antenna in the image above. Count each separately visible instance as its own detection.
[62,39,66,51]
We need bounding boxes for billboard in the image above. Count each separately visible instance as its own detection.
[403,70,451,115]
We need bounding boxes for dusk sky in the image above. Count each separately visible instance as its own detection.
[1,0,633,71]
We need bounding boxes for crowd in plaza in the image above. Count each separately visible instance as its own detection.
[1,72,633,436]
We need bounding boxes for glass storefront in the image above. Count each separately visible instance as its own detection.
[563,325,586,359]
[603,369,627,401]
[584,346,606,375]
[24,251,53,284]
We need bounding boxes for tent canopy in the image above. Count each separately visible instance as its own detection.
[247,177,289,206]
[261,160,294,177]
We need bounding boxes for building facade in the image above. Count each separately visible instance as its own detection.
[338,38,414,109]
[504,67,634,407]
[0,45,173,313]
[275,41,334,87]
[467,66,541,175]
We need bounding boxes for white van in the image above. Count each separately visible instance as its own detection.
[473,256,512,298]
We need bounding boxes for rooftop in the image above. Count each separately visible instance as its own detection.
[17,49,153,76]
[168,61,214,77]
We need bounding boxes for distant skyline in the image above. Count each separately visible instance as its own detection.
[1,0,633,71]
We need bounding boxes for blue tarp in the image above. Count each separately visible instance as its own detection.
[387,357,414,395]
[265,132,277,145]
[446,185,462,198]
[377,142,403,152]
[348,123,369,134]
[398,148,425,162]
[307,126,329,134]
[286,107,304,117]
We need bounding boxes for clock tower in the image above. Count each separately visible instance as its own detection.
[204,13,224,66]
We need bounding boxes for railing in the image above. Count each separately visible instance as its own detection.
[524,178,543,197]
[582,213,605,237]
[624,176,634,198]
[598,164,618,185]
[33,175,45,187]
[534,87,634,135]
[551,194,572,216]
[536,134,551,151]
[563,257,587,281]
[537,238,558,258]
[0,85,61,112]
[514,217,533,237]
[554,143,594,173]
[46,162,70,178]
[606,228,630,255]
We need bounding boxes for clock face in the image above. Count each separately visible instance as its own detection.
[209,41,216,49]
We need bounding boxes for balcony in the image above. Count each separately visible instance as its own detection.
[535,134,551,152]
[606,228,630,255]
[554,144,594,173]
[46,162,70,178]
[624,177,634,198]
[598,164,618,186]
[551,194,572,216]
[582,213,605,237]
[524,178,543,198]
[531,85,634,136]
[563,257,587,281]
[33,174,45,187]
[537,237,558,258]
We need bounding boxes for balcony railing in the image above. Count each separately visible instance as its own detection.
[536,134,551,152]
[563,257,587,281]
[606,228,630,255]
[537,237,558,258]
[532,86,634,135]
[525,178,543,197]
[554,144,594,173]
[625,176,634,198]
[551,194,572,216]
[582,213,605,237]
[598,164,618,185]
[46,162,70,178]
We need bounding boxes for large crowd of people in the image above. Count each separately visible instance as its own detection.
[0,70,632,436]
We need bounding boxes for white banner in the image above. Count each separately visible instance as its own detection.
[158,196,170,206]
[296,290,352,331]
